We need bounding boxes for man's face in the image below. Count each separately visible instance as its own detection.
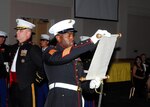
[0,37,5,45]
[141,55,146,62]
[16,29,31,43]
[56,32,74,48]
[40,39,49,48]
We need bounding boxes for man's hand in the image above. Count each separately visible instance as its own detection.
[89,77,101,89]
[102,30,111,38]
[90,29,111,44]
[35,72,43,84]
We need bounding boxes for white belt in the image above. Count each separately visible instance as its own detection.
[49,82,81,92]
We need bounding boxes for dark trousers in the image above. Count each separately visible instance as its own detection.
[8,83,37,107]
[0,78,7,107]
[134,79,146,97]
[37,83,49,107]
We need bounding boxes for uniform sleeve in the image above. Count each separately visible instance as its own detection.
[0,52,4,64]
[43,39,96,65]
[30,45,46,82]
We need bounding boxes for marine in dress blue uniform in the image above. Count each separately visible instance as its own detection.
[79,36,98,107]
[9,19,45,107]
[37,34,50,107]
[0,31,10,107]
[43,19,109,107]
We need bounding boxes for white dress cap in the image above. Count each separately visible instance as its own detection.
[0,31,7,38]
[49,19,76,36]
[16,18,35,30]
[41,34,50,41]
[80,36,90,41]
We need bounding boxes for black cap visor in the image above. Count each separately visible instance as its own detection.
[58,28,77,34]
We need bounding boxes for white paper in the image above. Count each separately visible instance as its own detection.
[86,36,117,80]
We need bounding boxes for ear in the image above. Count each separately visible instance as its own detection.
[55,35,61,42]
[26,30,32,39]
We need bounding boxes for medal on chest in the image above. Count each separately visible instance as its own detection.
[20,49,27,56]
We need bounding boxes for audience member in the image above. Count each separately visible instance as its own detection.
[140,53,150,80]
[140,53,150,99]
[132,56,146,98]
[37,34,50,107]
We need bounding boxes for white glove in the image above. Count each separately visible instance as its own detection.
[101,30,111,37]
[90,29,111,44]
[89,77,101,89]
